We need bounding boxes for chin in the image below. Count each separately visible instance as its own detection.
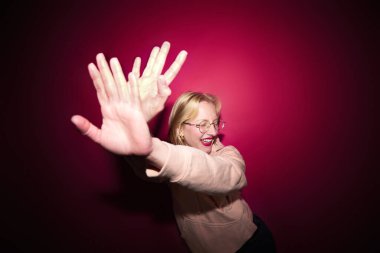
[201,146,212,154]
[190,142,212,154]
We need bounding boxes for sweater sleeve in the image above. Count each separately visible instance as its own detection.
[143,138,247,195]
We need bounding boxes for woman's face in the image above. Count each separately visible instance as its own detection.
[181,101,218,154]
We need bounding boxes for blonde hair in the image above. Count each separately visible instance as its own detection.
[168,91,221,145]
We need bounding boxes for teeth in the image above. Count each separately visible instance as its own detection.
[202,139,212,143]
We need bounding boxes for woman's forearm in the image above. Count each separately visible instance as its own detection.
[142,138,247,195]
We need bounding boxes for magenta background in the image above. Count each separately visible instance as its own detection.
[1,1,378,252]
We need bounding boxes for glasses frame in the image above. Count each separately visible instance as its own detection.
[182,119,225,134]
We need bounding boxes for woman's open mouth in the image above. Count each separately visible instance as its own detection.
[201,137,214,146]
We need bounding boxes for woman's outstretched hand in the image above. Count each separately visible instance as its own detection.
[71,53,152,156]
[132,41,187,121]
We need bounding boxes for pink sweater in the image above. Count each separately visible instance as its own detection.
[132,138,257,253]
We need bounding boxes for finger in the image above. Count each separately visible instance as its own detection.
[157,75,171,97]
[96,53,118,100]
[128,72,140,106]
[88,63,108,105]
[132,57,141,78]
[110,57,129,101]
[151,41,171,76]
[71,115,101,143]
[164,50,188,84]
[142,46,159,77]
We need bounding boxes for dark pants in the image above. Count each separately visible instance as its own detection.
[236,214,277,253]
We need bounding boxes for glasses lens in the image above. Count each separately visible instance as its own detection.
[199,120,209,133]
[197,120,224,133]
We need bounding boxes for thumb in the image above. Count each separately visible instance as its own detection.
[71,115,101,143]
[157,75,171,97]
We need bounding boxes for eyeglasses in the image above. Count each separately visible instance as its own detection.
[183,119,225,134]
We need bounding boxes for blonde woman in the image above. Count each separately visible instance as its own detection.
[72,42,275,253]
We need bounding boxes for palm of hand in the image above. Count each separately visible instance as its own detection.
[99,102,152,155]
[138,75,170,121]
[139,75,158,100]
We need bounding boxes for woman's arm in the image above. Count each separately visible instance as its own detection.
[141,138,247,195]
[72,46,245,195]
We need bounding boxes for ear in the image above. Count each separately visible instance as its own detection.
[176,127,184,138]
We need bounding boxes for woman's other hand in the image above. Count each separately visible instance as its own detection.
[132,41,187,121]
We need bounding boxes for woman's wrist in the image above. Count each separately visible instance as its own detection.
[146,138,170,168]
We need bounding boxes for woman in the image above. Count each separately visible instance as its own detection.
[71,42,275,252]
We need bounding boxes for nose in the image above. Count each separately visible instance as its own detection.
[205,123,218,136]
